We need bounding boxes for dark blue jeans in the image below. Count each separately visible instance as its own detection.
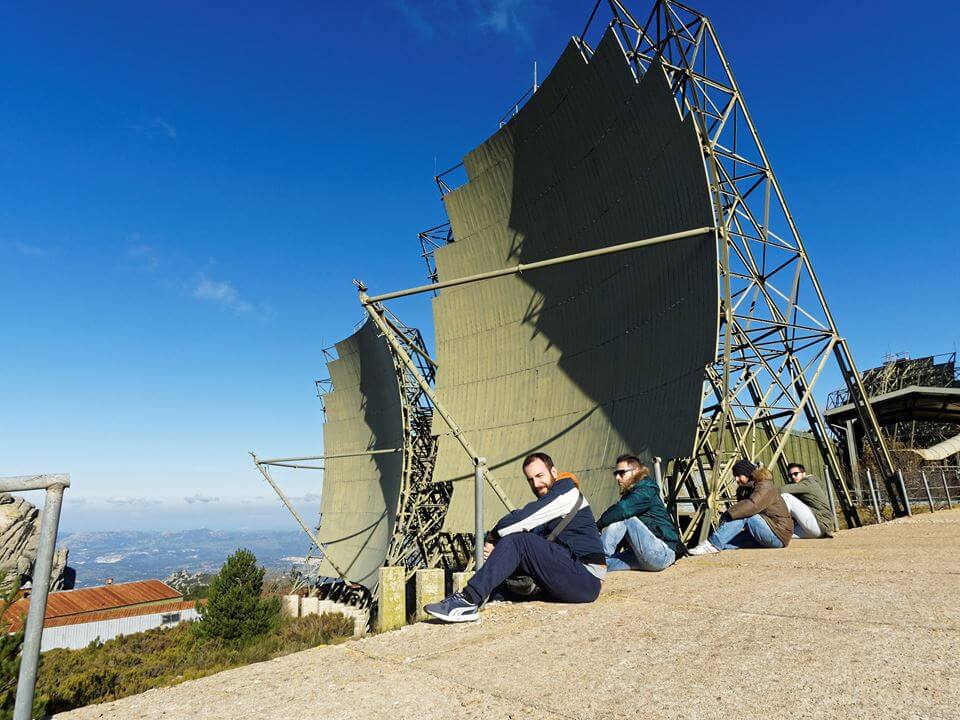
[465,532,602,604]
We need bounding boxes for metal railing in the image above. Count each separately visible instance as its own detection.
[854,466,958,524]
[1,473,70,720]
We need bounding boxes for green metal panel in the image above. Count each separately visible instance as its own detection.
[431,30,717,531]
[317,320,403,589]
[713,426,823,488]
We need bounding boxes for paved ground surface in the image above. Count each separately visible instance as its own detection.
[58,509,960,720]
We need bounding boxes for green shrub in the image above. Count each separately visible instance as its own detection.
[195,549,279,641]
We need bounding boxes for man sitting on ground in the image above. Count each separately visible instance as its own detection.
[424,452,605,623]
[597,454,682,571]
[688,461,794,554]
[780,462,833,538]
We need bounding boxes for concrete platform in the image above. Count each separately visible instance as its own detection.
[57,509,960,720]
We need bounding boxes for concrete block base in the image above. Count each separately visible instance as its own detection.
[300,596,319,616]
[376,566,406,633]
[414,568,444,622]
[281,594,300,618]
[452,571,474,594]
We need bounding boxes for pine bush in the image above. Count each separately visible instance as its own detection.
[194,549,279,641]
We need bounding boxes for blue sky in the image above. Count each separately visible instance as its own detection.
[1,1,957,531]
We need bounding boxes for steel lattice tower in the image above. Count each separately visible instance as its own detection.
[574,0,902,538]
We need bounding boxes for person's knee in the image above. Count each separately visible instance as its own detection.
[745,515,767,535]
[494,533,521,552]
[496,533,536,553]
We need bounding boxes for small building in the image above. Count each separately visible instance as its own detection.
[3,579,200,651]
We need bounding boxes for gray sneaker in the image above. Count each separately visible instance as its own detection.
[423,592,479,623]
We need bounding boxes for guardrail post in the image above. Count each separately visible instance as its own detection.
[920,471,935,513]
[13,482,66,720]
[896,470,912,516]
[653,457,665,501]
[866,469,883,523]
[475,457,486,570]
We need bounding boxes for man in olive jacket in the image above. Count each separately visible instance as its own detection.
[689,460,793,554]
[597,455,682,571]
[781,462,834,538]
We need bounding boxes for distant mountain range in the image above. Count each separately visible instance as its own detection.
[61,529,314,587]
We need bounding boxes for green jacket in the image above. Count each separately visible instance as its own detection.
[780,475,834,536]
[597,478,683,555]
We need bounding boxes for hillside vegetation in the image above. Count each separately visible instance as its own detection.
[36,613,352,714]
[3,549,352,717]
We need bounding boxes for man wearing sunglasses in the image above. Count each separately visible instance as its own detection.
[596,455,682,572]
[780,463,834,538]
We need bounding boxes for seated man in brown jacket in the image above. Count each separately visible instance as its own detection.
[688,460,794,555]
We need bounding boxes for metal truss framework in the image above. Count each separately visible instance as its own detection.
[417,222,453,288]
[254,315,470,596]
[376,308,472,574]
[571,0,903,538]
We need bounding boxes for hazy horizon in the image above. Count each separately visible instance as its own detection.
[12,488,320,534]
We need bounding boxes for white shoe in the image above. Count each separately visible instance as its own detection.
[688,541,720,556]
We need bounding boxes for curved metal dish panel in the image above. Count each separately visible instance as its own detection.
[318,319,403,589]
[432,30,717,531]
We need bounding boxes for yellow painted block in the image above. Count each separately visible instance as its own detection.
[451,571,474,594]
[376,566,406,633]
[414,569,445,622]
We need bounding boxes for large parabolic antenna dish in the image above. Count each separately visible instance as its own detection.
[316,319,404,589]
[431,30,717,530]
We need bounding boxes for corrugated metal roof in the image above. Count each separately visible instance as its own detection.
[824,385,960,425]
[6,599,198,633]
[3,579,182,630]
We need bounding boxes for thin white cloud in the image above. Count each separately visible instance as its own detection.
[154,118,177,139]
[184,494,220,504]
[289,492,322,503]
[394,0,433,40]
[1,240,47,258]
[131,116,177,141]
[126,233,161,272]
[478,0,531,42]
[193,273,252,313]
[394,0,534,45]
[105,496,163,506]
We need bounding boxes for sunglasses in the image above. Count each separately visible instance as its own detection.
[789,471,803,476]
[613,469,632,478]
